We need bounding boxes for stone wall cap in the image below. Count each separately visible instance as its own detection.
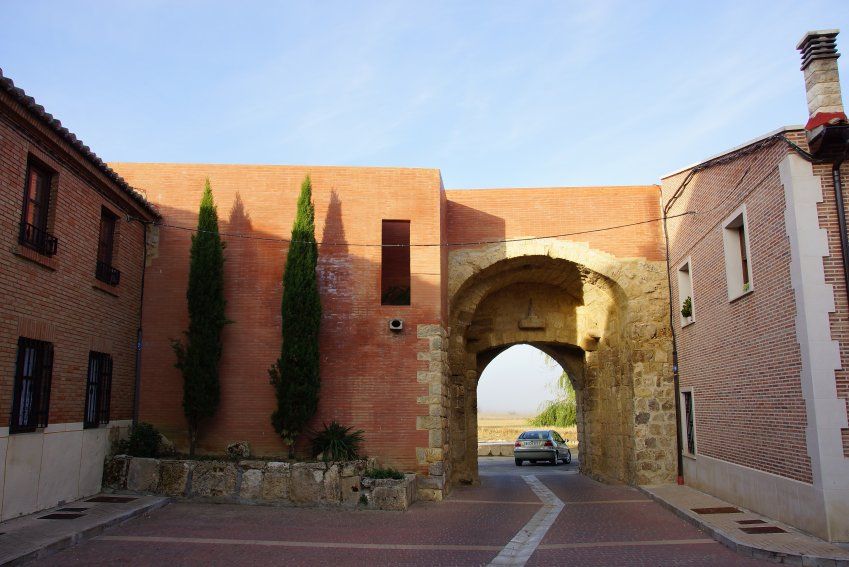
[796,29,839,50]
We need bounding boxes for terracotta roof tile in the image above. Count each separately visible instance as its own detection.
[0,68,159,219]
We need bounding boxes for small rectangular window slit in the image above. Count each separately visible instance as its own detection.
[381,220,410,306]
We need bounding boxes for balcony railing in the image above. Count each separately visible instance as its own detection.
[95,260,121,286]
[19,222,58,256]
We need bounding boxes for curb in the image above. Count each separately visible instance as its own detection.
[7,497,172,566]
[638,487,849,567]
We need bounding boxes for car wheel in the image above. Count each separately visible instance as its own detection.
[565,450,572,464]
[530,460,537,464]
[514,458,523,466]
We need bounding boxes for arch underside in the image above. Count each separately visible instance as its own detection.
[443,243,677,489]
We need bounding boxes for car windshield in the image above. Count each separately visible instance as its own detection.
[519,431,549,440]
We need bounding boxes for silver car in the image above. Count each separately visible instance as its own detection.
[514,429,572,466]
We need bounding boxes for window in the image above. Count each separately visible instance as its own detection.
[682,390,696,455]
[519,431,546,439]
[84,352,113,428]
[722,206,753,300]
[381,220,410,305]
[19,159,58,256]
[677,259,694,326]
[10,337,54,433]
[95,208,121,285]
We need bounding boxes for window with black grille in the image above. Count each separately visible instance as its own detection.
[84,352,112,428]
[95,208,120,285]
[11,337,54,433]
[19,159,58,256]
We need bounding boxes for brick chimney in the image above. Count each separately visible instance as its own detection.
[797,29,845,131]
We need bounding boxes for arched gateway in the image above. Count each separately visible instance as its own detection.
[113,163,678,502]
[443,240,677,488]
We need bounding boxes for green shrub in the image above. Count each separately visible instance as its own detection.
[270,175,322,457]
[528,399,577,427]
[681,296,693,318]
[381,286,410,305]
[364,466,404,480]
[118,422,161,458]
[529,370,577,427]
[312,421,364,461]
[172,179,228,456]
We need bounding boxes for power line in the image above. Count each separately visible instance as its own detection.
[131,210,696,248]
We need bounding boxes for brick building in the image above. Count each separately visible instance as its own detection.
[663,30,849,541]
[1,28,847,543]
[0,70,159,520]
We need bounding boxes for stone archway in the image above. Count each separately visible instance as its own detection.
[444,240,677,488]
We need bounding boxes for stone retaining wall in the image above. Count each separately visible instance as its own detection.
[104,456,417,511]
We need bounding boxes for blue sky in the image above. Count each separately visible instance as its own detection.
[3,1,847,415]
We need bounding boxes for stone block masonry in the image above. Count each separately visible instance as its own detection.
[415,323,451,501]
[107,456,418,511]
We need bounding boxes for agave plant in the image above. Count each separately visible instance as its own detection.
[312,421,365,461]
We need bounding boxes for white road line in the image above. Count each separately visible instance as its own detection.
[487,475,564,567]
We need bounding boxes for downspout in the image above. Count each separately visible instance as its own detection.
[662,204,686,485]
[131,219,150,426]
[832,153,849,300]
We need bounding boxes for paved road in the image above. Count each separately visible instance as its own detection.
[42,457,770,566]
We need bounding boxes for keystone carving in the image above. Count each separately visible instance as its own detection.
[518,299,546,330]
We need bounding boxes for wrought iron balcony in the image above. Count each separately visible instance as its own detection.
[95,260,121,286]
[19,222,58,256]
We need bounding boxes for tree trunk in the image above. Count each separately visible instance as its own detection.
[189,423,197,457]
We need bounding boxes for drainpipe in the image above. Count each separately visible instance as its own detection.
[832,157,849,300]
[131,219,150,427]
[662,209,686,485]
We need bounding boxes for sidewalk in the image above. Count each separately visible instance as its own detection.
[641,484,849,566]
[0,493,169,565]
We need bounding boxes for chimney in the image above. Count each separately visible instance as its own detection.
[797,29,845,130]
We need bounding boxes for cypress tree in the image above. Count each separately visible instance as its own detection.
[269,175,322,457]
[172,179,227,456]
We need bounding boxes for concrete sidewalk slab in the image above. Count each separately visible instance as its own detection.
[641,484,849,566]
[0,493,170,565]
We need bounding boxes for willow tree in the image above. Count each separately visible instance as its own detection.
[172,179,227,456]
[270,175,322,457]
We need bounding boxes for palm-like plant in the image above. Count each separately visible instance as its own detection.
[312,421,365,461]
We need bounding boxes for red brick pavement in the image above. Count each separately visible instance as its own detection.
[40,459,771,566]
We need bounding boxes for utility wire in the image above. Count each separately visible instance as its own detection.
[663,133,821,216]
[130,210,696,248]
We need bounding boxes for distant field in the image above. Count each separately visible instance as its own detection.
[478,414,578,448]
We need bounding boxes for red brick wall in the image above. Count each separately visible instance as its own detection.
[0,94,151,428]
[445,186,665,261]
[111,163,444,470]
[662,137,812,483]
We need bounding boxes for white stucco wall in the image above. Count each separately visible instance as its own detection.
[0,420,130,521]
